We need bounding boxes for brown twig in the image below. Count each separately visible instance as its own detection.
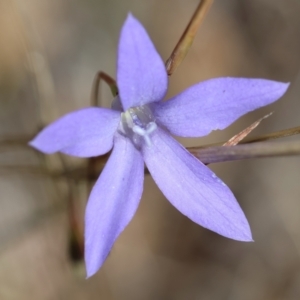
[190,140,300,164]
[91,71,118,107]
[223,113,273,146]
[165,0,214,75]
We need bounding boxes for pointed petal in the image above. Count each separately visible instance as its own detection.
[142,128,252,241]
[153,78,289,137]
[117,14,168,110]
[29,108,121,157]
[85,134,144,277]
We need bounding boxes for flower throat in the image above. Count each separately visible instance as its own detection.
[118,105,157,148]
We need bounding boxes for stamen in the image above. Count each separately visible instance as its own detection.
[129,109,143,128]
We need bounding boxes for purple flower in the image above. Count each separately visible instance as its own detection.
[29,14,289,277]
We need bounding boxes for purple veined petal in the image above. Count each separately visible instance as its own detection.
[142,127,252,241]
[29,107,121,157]
[85,133,144,278]
[153,77,289,137]
[117,14,168,110]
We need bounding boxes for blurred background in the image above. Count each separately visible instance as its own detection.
[1,0,300,299]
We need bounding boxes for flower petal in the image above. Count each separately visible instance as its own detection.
[153,78,289,137]
[117,14,168,110]
[29,108,121,157]
[142,127,252,241]
[85,133,144,277]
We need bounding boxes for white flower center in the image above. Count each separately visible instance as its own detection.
[118,105,157,148]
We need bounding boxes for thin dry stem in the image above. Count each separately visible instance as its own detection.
[189,125,300,150]
[223,112,273,146]
[165,0,214,75]
[190,140,300,164]
[91,71,118,107]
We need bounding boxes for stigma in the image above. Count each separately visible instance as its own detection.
[118,105,157,148]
